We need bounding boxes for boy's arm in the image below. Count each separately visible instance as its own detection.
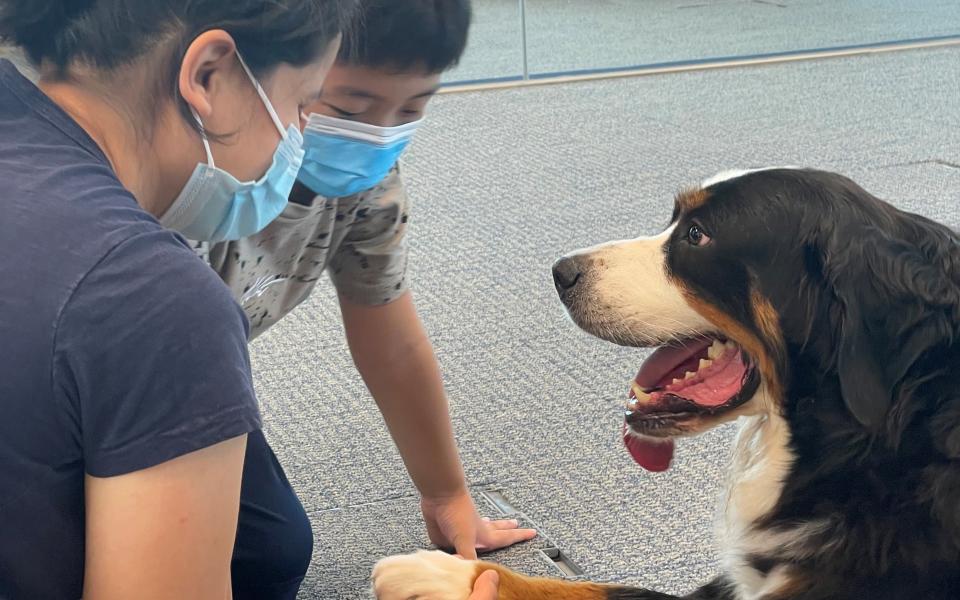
[339,291,536,558]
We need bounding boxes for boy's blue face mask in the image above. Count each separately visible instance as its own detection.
[297,113,422,198]
[160,52,304,242]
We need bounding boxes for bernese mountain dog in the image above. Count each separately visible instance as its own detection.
[372,168,960,600]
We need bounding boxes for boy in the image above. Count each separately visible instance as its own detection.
[193,1,535,596]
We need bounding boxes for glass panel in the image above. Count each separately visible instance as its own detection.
[445,0,525,84]
[523,0,960,77]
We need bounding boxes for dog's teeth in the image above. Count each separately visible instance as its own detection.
[631,383,653,404]
[672,378,683,386]
[725,340,738,350]
[699,359,713,370]
[685,371,697,380]
[707,340,725,359]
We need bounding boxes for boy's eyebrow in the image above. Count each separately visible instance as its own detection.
[408,86,441,100]
[331,85,441,102]
[336,87,382,100]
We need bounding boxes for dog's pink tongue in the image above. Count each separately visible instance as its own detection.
[623,422,674,472]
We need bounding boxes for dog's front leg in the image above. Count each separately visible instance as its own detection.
[372,551,734,600]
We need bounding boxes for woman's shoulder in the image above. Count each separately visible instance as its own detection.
[3,169,203,299]
[52,225,259,479]
[69,225,249,337]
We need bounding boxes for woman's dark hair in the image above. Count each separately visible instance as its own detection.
[339,0,471,74]
[0,0,358,129]
[0,0,357,72]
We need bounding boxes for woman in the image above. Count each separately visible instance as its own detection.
[0,1,350,598]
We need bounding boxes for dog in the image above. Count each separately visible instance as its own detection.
[372,168,960,599]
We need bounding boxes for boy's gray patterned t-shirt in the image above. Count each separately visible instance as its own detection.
[194,167,410,339]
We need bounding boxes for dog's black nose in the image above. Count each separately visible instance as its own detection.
[552,257,582,294]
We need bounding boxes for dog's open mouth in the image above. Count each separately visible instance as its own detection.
[623,337,759,472]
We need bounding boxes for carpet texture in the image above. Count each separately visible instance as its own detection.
[242,46,960,598]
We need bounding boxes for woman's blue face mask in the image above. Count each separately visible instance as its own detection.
[160,51,304,242]
[296,113,422,198]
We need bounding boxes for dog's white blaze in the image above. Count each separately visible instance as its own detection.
[372,550,476,600]
[720,408,804,600]
[570,225,714,344]
[701,166,801,189]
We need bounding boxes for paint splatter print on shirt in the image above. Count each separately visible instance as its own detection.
[194,167,410,339]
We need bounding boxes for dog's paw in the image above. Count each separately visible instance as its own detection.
[372,550,478,600]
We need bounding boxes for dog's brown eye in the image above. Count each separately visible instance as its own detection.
[687,224,711,246]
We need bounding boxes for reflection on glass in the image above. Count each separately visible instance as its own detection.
[524,0,960,76]
[452,0,960,84]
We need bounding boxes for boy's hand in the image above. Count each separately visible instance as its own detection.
[420,491,537,559]
[469,570,500,600]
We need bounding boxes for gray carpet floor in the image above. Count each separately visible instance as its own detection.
[245,45,960,598]
[448,0,960,82]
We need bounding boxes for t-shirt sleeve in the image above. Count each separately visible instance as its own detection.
[52,230,261,478]
[328,166,411,305]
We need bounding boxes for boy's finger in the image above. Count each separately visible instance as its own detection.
[483,528,538,550]
[455,539,478,560]
[486,518,521,530]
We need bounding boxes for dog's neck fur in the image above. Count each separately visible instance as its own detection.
[719,411,801,600]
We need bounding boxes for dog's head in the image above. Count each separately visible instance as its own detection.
[555,168,960,471]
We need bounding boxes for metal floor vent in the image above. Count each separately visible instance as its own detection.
[540,547,585,577]
[478,490,519,515]
[478,489,585,577]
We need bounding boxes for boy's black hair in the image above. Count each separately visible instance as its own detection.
[339,0,471,74]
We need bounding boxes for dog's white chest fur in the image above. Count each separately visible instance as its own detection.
[719,413,800,600]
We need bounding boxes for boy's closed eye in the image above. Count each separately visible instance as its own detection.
[304,65,441,128]
[325,103,362,118]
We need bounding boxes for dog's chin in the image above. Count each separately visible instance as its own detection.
[625,390,761,439]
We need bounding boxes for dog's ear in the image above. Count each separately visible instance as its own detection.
[822,220,960,431]
[824,228,897,430]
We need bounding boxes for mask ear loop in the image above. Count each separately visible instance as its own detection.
[191,109,216,168]
[235,50,288,138]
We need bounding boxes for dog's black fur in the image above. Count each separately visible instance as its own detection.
[741,170,960,599]
[582,169,960,599]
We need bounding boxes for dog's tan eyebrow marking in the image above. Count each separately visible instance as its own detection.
[675,187,710,214]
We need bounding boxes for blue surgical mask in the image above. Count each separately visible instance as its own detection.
[160,52,305,242]
[297,113,422,198]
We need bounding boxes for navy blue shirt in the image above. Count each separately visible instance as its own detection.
[0,60,262,598]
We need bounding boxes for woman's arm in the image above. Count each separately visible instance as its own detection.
[83,435,248,600]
